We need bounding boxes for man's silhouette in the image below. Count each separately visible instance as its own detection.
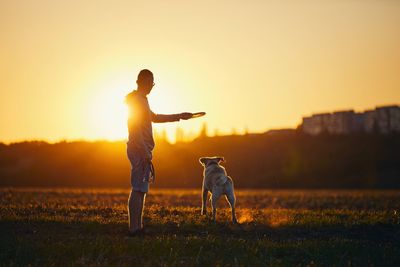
[125,69,193,236]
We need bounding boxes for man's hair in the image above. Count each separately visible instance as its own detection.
[137,69,153,82]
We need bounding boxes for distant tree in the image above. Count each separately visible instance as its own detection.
[175,127,184,143]
[162,129,168,142]
[244,126,249,135]
[231,128,237,135]
[155,129,169,143]
[199,123,208,138]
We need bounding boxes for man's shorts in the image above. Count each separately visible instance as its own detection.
[127,148,150,193]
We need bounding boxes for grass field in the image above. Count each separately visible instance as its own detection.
[1,188,400,266]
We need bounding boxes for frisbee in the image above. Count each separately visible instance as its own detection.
[191,112,206,119]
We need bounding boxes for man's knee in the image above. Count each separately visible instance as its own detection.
[133,190,145,196]
[132,190,146,204]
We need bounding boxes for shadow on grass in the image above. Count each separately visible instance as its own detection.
[1,218,399,266]
[1,217,399,243]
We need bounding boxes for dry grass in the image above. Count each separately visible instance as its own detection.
[1,188,400,266]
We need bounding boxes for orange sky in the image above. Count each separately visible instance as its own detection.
[1,0,399,143]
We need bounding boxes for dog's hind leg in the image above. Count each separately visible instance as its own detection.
[211,188,222,222]
[226,193,238,224]
[201,187,208,215]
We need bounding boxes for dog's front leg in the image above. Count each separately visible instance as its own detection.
[201,188,208,215]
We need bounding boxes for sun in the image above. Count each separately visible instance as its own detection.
[86,88,129,141]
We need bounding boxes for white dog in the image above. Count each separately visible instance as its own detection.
[199,156,238,223]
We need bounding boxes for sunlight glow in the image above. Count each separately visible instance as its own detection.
[85,87,128,141]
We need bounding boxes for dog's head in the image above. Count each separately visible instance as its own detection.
[199,156,225,167]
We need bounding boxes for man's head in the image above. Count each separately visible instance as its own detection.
[136,69,154,95]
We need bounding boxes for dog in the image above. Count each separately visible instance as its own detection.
[199,156,237,223]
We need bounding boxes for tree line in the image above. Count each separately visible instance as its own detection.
[0,132,399,188]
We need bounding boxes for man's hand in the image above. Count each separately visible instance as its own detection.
[139,149,152,162]
[144,152,152,161]
[179,112,193,120]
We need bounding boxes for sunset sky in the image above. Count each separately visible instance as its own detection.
[1,0,399,143]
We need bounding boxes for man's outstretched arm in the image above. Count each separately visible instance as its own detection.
[150,111,192,123]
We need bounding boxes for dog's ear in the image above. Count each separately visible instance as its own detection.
[217,157,225,163]
[199,157,207,166]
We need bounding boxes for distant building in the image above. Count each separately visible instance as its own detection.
[301,105,400,135]
[330,110,355,134]
[375,105,400,134]
[353,112,365,133]
[390,106,400,132]
[302,113,330,135]
[363,110,376,133]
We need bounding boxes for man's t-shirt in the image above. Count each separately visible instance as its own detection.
[125,90,181,158]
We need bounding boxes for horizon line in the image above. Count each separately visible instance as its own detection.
[0,128,300,145]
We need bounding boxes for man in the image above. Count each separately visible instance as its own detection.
[125,69,193,236]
